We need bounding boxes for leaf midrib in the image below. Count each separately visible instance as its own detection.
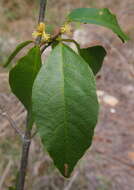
[60,45,68,165]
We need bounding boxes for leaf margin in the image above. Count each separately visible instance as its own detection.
[67,8,130,42]
[4,40,33,67]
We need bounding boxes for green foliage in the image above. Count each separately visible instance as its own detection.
[79,46,106,75]
[67,8,129,42]
[9,46,41,111]
[32,43,99,177]
[6,7,129,178]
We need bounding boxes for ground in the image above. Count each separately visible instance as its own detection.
[0,0,134,189]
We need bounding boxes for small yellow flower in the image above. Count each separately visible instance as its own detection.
[37,22,45,33]
[32,31,42,38]
[32,22,51,42]
[42,32,51,42]
[60,23,72,35]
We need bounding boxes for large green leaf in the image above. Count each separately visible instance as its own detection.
[67,8,129,42]
[4,40,33,67]
[32,43,99,177]
[79,46,106,75]
[9,46,41,111]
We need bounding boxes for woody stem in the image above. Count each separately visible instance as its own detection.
[36,0,48,45]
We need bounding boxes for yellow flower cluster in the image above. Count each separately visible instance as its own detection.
[32,22,72,43]
[60,22,72,35]
[32,22,51,42]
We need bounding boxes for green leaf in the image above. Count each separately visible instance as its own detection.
[67,8,129,42]
[79,46,106,75]
[4,40,33,67]
[32,43,99,177]
[9,46,41,111]
[51,40,60,49]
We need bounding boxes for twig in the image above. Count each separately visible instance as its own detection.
[41,28,60,54]
[31,130,38,138]
[41,43,51,53]
[38,0,47,23]
[36,0,48,45]
[41,31,80,54]
[0,160,13,189]
[16,113,33,190]
[16,1,48,189]
[0,109,24,140]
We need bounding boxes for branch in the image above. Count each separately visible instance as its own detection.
[41,28,61,53]
[0,109,24,140]
[36,0,48,45]
[38,0,47,23]
[16,1,48,189]
[16,113,33,190]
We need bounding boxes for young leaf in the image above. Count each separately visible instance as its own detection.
[67,8,129,42]
[4,40,33,67]
[9,46,41,111]
[79,46,106,75]
[32,43,99,177]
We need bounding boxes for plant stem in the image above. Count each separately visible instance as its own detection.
[16,1,48,188]
[0,109,24,140]
[16,113,33,190]
[36,0,48,45]
[41,29,61,54]
[38,0,47,23]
